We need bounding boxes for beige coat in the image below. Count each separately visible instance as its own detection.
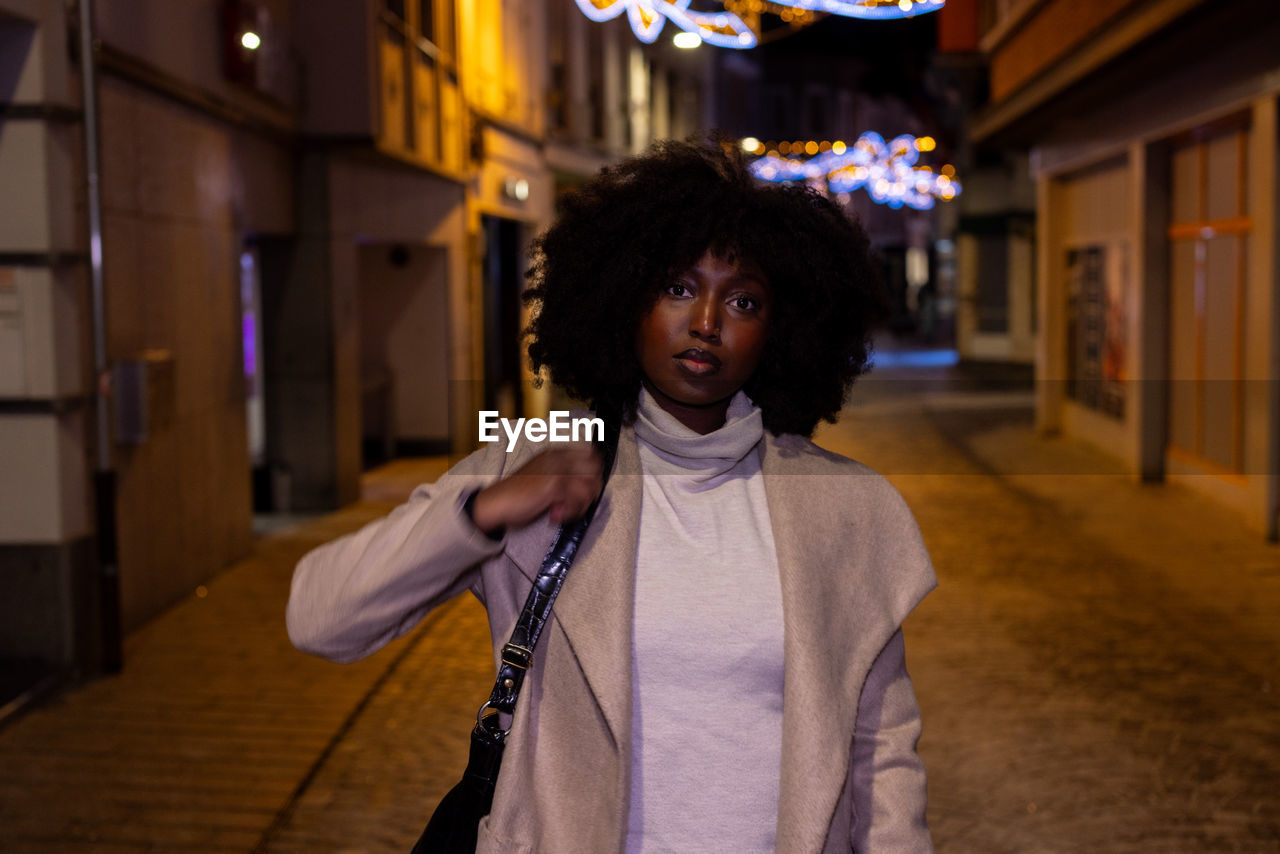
[288,426,936,853]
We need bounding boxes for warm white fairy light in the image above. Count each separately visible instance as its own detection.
[749,132,962,210]
[768,0,945,19]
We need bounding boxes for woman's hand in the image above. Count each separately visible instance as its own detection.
[469,446,604,534]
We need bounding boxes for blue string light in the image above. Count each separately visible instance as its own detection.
[749,133,961,210]
[574,0,758,48]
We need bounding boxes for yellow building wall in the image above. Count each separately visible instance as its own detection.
[459,0,545,136]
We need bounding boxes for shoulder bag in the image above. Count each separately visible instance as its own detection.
[411,414,619,853]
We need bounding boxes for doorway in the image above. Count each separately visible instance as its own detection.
[481,215,525,418]
[357,242,452,467]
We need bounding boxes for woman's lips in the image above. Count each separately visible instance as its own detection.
[674,348,721,377]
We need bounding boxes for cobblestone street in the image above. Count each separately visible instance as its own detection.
[2,365,1278,853]
[833,372,1280,853]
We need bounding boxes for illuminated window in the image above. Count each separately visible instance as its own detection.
[378,0,460,169]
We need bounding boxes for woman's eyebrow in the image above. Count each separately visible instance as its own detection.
[673,266,767,289]
[730,272,769,290]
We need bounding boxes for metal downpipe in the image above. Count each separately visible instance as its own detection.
[79,0,122,673]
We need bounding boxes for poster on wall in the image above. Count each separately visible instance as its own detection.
[1065,244,1127,419]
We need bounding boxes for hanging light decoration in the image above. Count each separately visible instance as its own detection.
[575,0,942,49]
[748,133,961,210]
[722,1,818,26]
[574,1,757,49]
[767,0,945,19]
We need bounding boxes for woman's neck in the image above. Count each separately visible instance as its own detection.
[640,379,734,435]
[633,386,763,478]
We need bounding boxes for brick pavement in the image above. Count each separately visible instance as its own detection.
[1,376,1278,852]
[0,501,404,853]
[829,376,1280,852]
[0,460,458,853]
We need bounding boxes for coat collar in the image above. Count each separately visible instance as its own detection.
[501,428,923,852]
[537,430,642,752]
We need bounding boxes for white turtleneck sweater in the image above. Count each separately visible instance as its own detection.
[625,388,785,854]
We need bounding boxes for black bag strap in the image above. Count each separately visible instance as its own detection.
[478,411,620,728]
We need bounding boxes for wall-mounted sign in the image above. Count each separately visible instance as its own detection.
[1066,244,1127,419]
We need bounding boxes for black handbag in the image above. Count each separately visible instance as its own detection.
[412,416,618,854]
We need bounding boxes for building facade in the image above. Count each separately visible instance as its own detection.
[933,0,1037,364]
[970,0,1280,536]
[0,0,712,686]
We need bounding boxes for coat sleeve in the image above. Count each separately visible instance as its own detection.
[849,629,933,853]
[285,441,511,663]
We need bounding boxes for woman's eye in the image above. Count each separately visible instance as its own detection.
[731,295,759,310]
[665,282,690,297]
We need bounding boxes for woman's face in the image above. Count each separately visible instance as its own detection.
[636,250,772,434]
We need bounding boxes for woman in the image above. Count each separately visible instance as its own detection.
[287,138,936,853]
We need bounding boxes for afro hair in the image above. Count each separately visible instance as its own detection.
[523,135,887,437]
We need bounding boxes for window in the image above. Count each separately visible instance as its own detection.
[378,0,459,169]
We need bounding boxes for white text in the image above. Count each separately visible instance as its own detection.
[478,410,604,452]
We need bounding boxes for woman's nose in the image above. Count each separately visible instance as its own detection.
[690,298,720,341]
